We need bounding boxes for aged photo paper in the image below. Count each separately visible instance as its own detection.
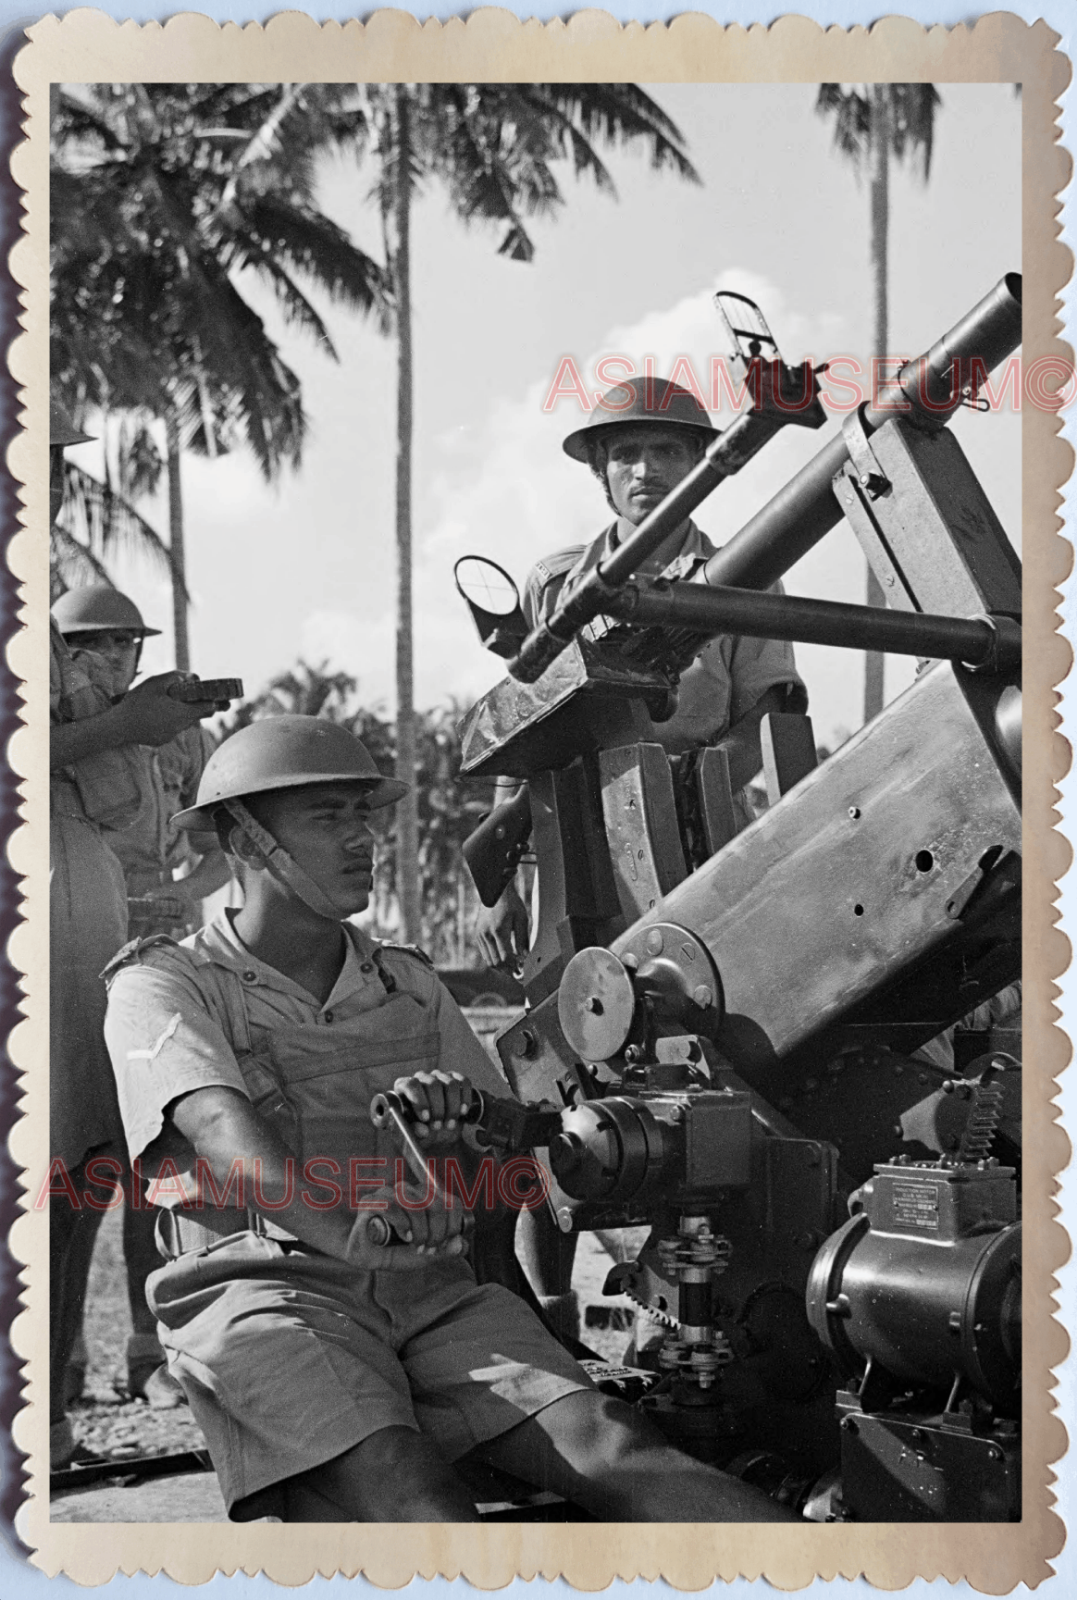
[5,6,1071,1589]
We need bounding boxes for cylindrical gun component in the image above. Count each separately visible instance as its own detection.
[548,1097,665,1202]
[509,276,1021,682]
[806,1208,1021,1410]
[994,684,1022,777]
[509,409,775,683]
[605,582,1022,672]
[679,1277,713,1331]
[704,273,1022,593]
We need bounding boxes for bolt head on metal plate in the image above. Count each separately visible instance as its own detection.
[558,947,637,1061]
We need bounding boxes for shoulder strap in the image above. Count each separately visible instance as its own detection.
[101,930,254,1055]
[100,934,180,983]
[380,941,434,969]
[529,545,588,591]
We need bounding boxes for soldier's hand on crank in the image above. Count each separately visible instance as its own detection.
[345,1183,472,1270]
[392,1070,474,1145]
[475,882,530,971]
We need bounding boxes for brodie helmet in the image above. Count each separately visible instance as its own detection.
[173,715,407,922]
[51,584,162,639]
[562,376,718,465]
[172,714,408,833]
[50,399,94,449]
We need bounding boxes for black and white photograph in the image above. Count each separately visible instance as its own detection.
[9,8,1069,1586]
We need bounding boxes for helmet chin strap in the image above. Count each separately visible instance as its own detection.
[223,799,345,922]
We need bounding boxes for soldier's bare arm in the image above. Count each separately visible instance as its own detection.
[167,1083,468,1268]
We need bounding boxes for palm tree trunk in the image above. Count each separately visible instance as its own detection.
[863,84,890,725]
[392,86,421,944]
[165,411,190,673]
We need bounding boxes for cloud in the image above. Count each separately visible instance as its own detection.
[300,271,871,740]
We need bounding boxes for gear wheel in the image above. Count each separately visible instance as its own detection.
[958,1078,1004,1163]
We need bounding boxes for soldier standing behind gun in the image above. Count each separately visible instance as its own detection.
[477,377,807,960]
[474,377,808,1336]
[51,582,232,1408]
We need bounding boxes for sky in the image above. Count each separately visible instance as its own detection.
[70,81,1023,751]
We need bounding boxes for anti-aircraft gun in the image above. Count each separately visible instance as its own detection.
[453,277,1023,1521]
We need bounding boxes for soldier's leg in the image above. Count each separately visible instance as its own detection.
[123,1200,184,1404]
[473,1390,799,1522]
[516,1207,580,1341]
[282,1427,481,1522]
[50,1162,107,1410]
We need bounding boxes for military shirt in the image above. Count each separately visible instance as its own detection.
[104,724,214,881]
[49,620,146,831]
[103,909,512,1209]
[524,521,806,756]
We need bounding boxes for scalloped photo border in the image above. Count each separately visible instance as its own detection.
[5,7,1072,1587]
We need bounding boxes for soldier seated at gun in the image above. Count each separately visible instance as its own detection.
[102,715,796,1523]
[476,376,806,972]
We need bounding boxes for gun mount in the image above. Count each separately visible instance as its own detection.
[456,278,1023,1520]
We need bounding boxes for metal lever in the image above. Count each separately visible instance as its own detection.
[368,1090,479,1248]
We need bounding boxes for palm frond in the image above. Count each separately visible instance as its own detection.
[239,195,393,331]
[815,84,872,170]
[887,83,942,180]
[50,524,114,599]
[251,259,339,356]
[816,82,940,179]
[527,84,700,185]
[60,460,181,589]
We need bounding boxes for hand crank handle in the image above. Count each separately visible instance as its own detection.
[369,1088,486,1130]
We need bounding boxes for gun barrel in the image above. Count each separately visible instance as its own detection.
[509,407,786,683]
[703,273,1022,592]
[605,581,1022,671]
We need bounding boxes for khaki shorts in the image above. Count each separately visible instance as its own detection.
[148,1232,592,1516]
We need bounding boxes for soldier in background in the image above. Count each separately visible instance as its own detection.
[49,405,221,1464]
[476,377,808,1339]
[51,584,231,1408]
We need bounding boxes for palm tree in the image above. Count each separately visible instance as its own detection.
[360,83,700,940]
[50,452,175,602]
[50,82,392,667]
[816,83,942,721]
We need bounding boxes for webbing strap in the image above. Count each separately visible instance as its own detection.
[223,798,343,921]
